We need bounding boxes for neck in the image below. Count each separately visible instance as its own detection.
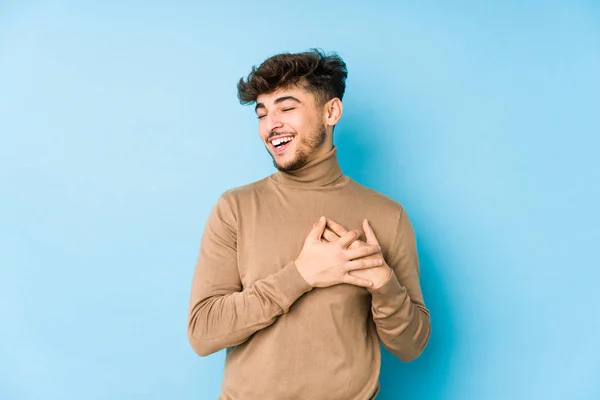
[271,146,344,187]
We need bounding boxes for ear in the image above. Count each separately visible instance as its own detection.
[323,98,343,128]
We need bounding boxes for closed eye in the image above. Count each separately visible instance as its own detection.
[257,107,295,119]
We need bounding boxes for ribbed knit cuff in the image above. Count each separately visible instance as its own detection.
[369,269,407,308]
[272,261,314,312]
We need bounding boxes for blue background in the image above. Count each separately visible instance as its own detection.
[1,1,599,399]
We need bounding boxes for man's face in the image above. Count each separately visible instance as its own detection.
[255,86,329,172]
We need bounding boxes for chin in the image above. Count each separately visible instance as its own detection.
[274,153,309,172]
[274,159,297,172]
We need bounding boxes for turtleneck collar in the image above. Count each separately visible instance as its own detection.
[270,146,345,188]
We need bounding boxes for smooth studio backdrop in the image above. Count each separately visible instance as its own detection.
[1,1,599,399]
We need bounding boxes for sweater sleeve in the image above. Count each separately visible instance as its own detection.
[187,193,313,357]
[368,207,431,362]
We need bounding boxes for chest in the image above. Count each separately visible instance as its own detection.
[234,189,368,287]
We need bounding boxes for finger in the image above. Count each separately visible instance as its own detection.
[322,228,340,243]
[310,216,327,241]
[337,229,361,248]
[347,239,363,250]
[326,218,349,237]
[346,258,384,271]
[342,274,373,288]
[345,244,381,260]
[362,219,380,246]
[333,232,362,249]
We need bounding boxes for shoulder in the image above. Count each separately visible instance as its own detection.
[221,176,270,200]
[205,178,270,229]
[213,177,270,211]
[346,178,406,216]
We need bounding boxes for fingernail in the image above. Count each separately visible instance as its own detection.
[377,245,381,251]
[319,216,325,222]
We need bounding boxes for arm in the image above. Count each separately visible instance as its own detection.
[187,194,313,357]
[367,208,431,362]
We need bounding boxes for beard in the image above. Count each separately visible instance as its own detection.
[266,122,328,173]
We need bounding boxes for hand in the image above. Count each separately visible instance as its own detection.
[295,217,384,288]
[323,218,393,290]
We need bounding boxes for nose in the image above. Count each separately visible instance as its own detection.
[264,114,284,134]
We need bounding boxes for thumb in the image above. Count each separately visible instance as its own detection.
[310,216,327,241]
[362,219,380,245]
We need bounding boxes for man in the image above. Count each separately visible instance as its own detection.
[187,48,430,399]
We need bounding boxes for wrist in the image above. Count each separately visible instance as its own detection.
[294,259,314,287]
[370,266,393,290]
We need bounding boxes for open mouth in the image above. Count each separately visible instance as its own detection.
[270,135,295,154]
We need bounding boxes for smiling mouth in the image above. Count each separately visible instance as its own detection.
[270,135,295,154]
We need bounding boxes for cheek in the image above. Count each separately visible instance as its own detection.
[258,122,269,141]
[295,111,318,130]
[285,115,306,134]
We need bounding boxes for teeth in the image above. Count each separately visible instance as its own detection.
[272,136,294,146]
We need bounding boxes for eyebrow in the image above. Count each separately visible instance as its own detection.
[255,96,302,113]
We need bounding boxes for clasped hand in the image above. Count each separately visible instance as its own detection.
[295,216,392,290]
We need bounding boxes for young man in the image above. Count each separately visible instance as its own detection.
[187,49,430,400]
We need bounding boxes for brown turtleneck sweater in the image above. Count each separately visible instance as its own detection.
[187,146,430,400]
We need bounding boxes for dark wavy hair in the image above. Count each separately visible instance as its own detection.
[237,48,348,106]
